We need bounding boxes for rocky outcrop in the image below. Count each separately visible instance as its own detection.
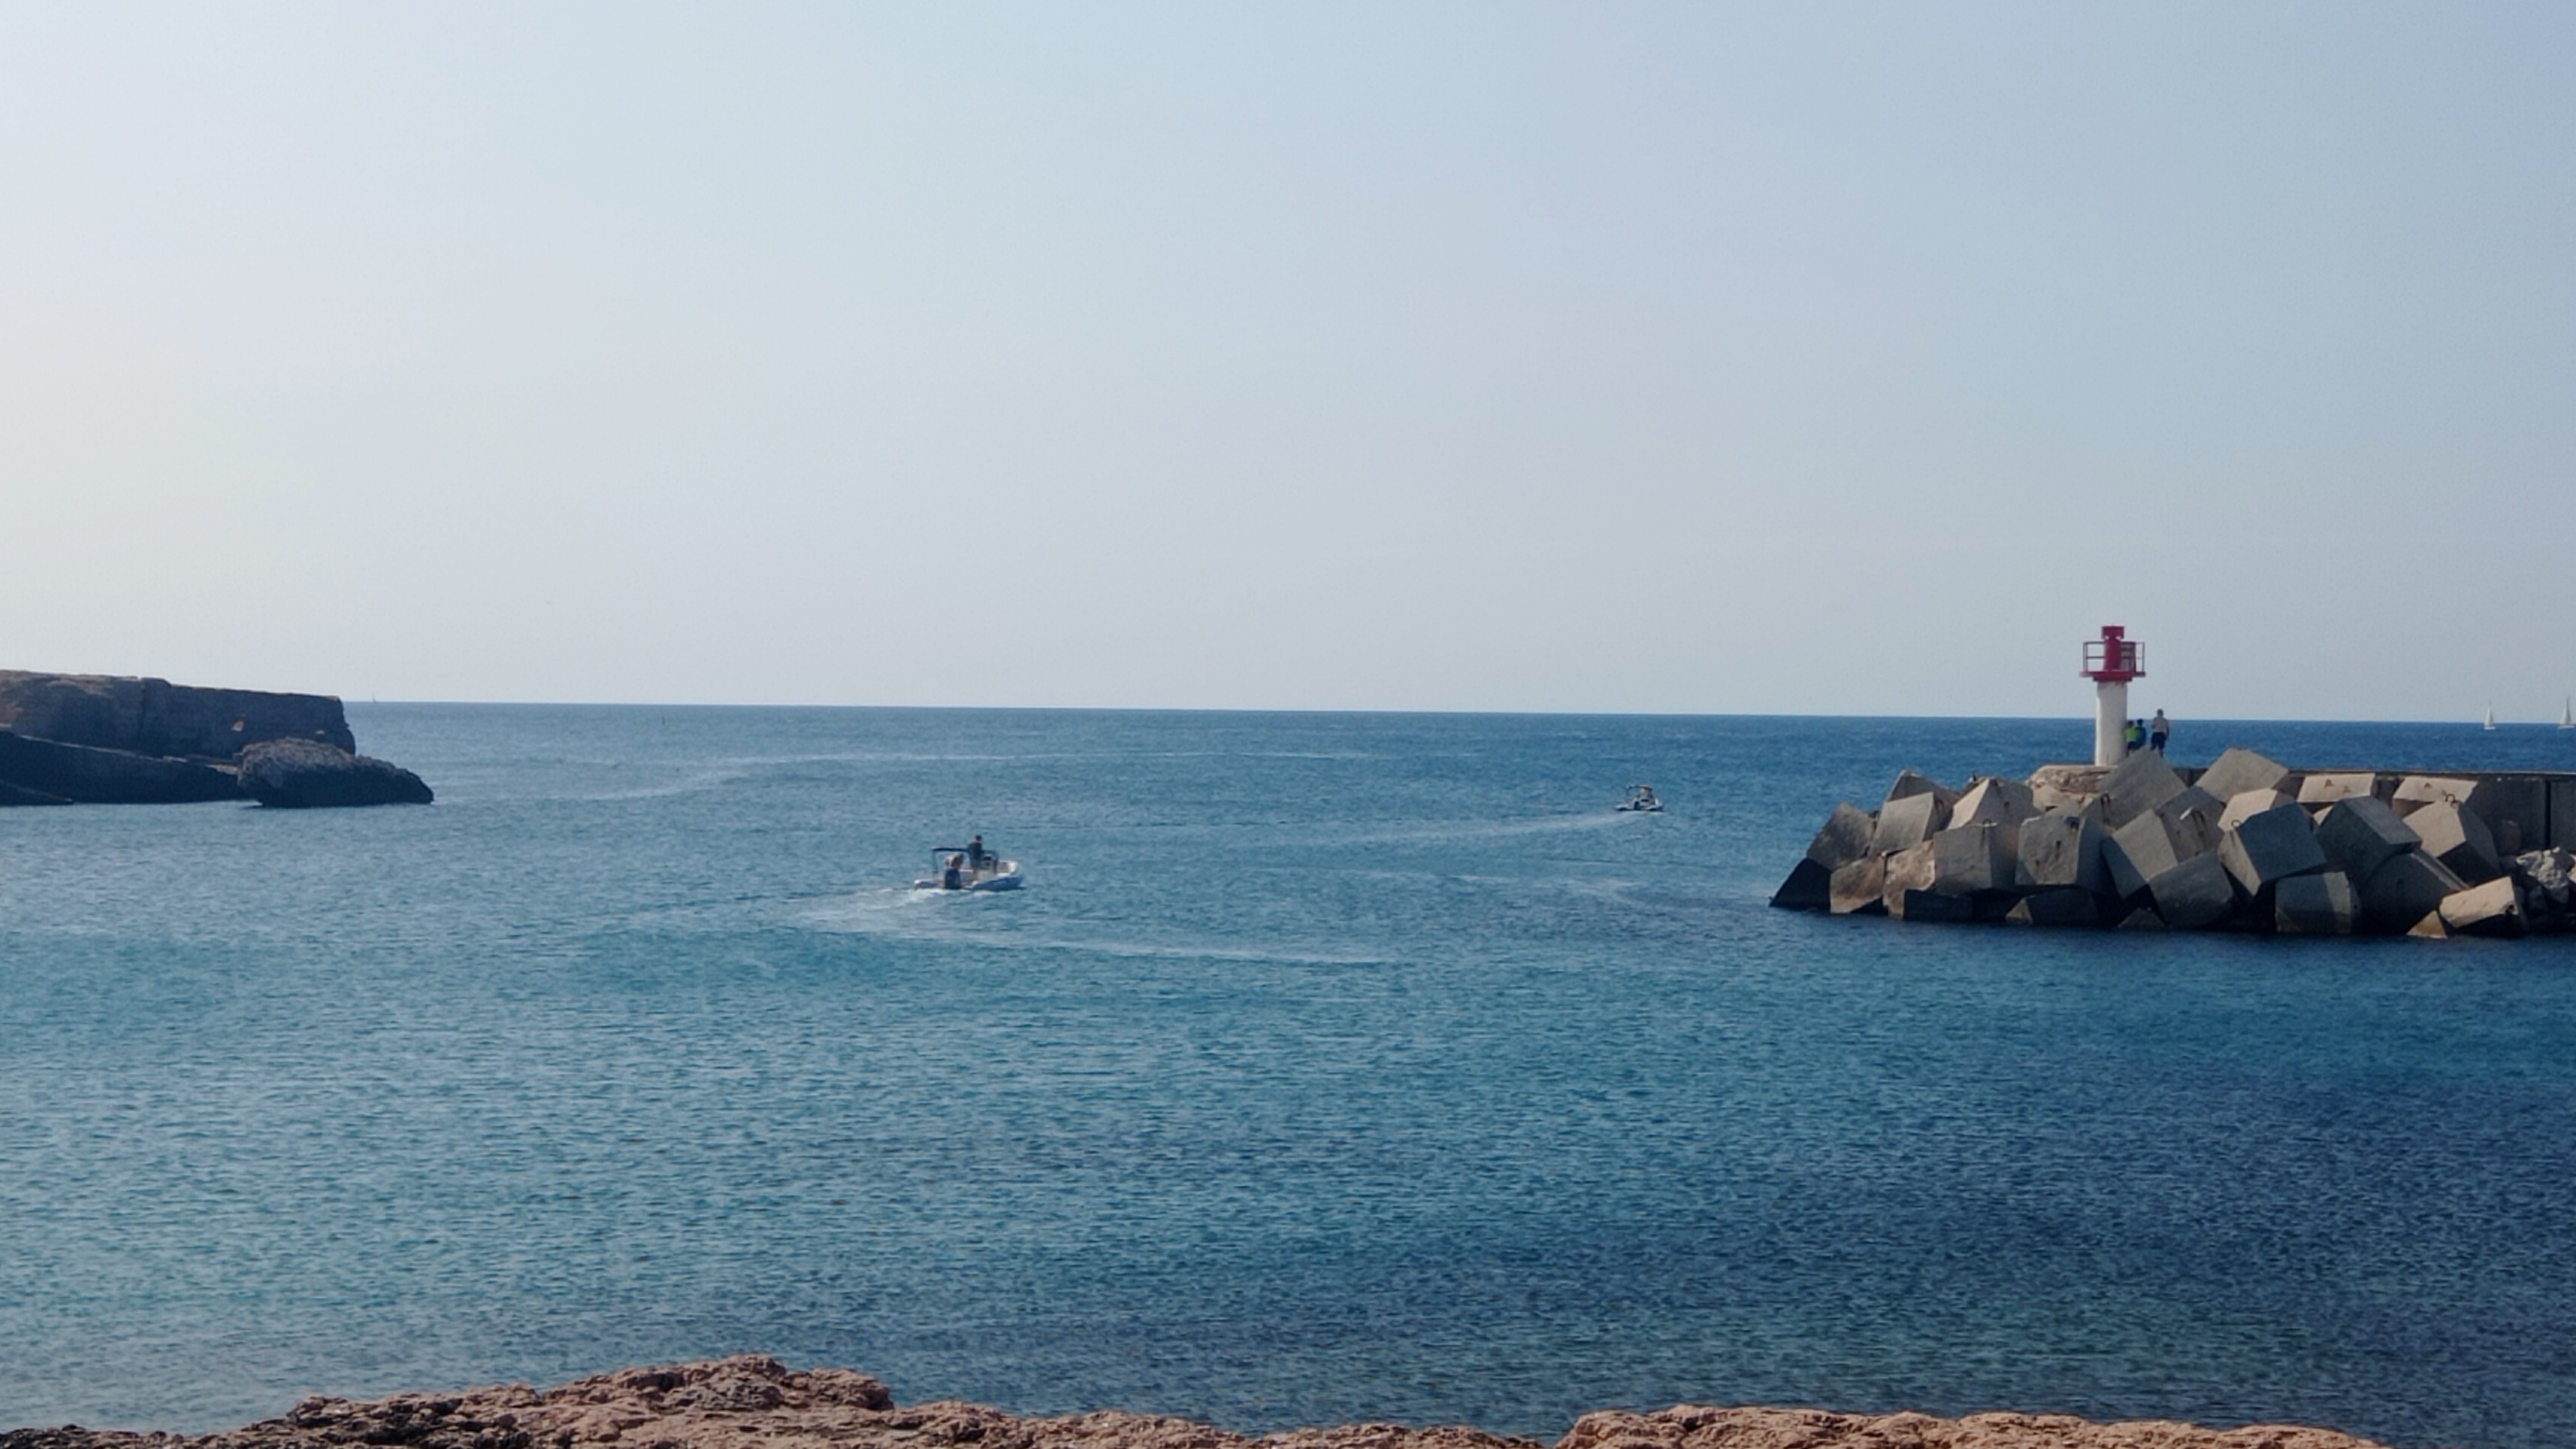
[0,1355,2391,1449]
[1775,750,2576,938]
[0,730,244,805]
[0,670,428,808]
[0,672,354,759]
[236,739,433,808]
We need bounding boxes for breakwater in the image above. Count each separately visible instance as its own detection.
[1771,746,2576,936]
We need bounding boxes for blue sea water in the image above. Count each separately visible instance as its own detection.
[5,708,2575,1449]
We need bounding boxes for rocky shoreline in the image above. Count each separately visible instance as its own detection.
[0,1356,2392,1449]
[0,671,429,808]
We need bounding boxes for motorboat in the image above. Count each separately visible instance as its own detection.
[1616,784,1665,813]
[915,846,1023,892]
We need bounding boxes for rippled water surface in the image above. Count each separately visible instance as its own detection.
[5,708,2575,1448]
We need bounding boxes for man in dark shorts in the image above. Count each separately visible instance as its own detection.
[2150,710,2170,754]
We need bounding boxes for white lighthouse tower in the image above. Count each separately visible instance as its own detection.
[2079,624,2144,767]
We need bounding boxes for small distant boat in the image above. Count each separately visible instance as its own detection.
[2562,697,2573,730]
[2484,701,2497,732]
[915,846,1023,892]
[1616,784,1665,813]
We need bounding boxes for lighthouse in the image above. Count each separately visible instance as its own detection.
[2079,625,2144,767]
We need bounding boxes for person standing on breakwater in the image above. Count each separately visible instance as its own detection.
[2123,719,2146,756]
[2150,709,2170,753]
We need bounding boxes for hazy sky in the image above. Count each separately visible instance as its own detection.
[3,3,2570,719]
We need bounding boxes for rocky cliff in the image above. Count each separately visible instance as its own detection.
[0,1355,2390,1449]
[0,672,355,759]
[0,671,426,808]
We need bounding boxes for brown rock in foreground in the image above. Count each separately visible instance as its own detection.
[0,1356,2392,1449]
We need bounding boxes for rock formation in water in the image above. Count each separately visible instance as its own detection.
[236,738,435,808]
[0,1354,2391,1449]
[0,670,428,808]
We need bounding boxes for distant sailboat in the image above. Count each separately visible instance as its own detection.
[2484,700,2497,732]
[2562,696,2573,730]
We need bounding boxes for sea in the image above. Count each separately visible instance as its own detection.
[5,708,2575,1449]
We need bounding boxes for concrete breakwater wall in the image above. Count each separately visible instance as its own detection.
[1770,747,2576,938]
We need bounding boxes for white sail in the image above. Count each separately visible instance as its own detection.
[2562,696,2573,730]
[2484,700,2497,731]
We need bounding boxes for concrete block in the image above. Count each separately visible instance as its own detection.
[2218,788,2297,832]
[2391,775,2483,817]
[2114,906,2168,930]
[1880,840,1938,913]
[2108,799,2217,896]
[1769,857,1833,911]
[2195,747,2293,802]
[2147,852,2238,930]
[2439,876,2526,938]
[2514,847,2573,912]
[1891,889,1976,923]
[1929,822,2014,895]
[2006,887,2102,927]
[1884,770,1960,808]
[2362,851,2470,933]
[2156,787,2227,857]
[2027,764,2111,814]
[1804,802,1879,871]
[2016,807,2110,894]
[1872,791,1949,855]
[2407,800,2501,884]
[1952,777,2038,828]
[2097,750,2188,829]
[2477,777,2548,857]
[2317,797,2421,882]
[2275,871,2359,936]
[2409,911,2450,940]
[2101,825,2154,901]
[2299,772,2380,808]
[2553,779,2576,851]
[2219,800,2327,895]
[1828,856,1888,915]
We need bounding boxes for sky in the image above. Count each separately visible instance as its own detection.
[1,3,2570,719]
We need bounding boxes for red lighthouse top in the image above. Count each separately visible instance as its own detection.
[2081,624,2145,683]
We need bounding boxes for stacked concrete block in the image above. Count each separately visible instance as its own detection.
[2028,764,2111,813]
[1828,855,1888,915]
[2316,797,2420,882]
[2553,780,2576,850]
[2218,788,2298,832]
[2195,747,2295,803]
[2361,851,2471,933]
[2105,792,2221,900]
[1872,791,1950,855]
[1768,858,1833,911]
[2299,773,2381,810]
[1880,840,1939,916]
[2439,877,2526,938]
[2407,800,2501,884]
[2096,751,2189,829]
[1804,802,1879,871]
[2275,871,2360,935]
[2217,799,2327,896]
[1773,755,2572,944]
[2391,775,2483,818]
[2006,887,2102,927]
[2146,853,2237,930]
[2016,806,2110,895]
[1929,822,2014,896]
